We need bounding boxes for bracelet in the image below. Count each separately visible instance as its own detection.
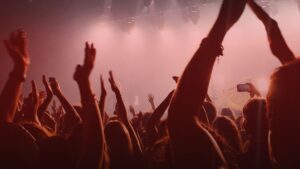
[9,71,26,82]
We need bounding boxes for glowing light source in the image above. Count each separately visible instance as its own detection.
[255,78,270,94]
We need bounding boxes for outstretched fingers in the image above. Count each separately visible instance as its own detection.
[108,71,117,91]
[84,42,96,69]
[31,80,38,104]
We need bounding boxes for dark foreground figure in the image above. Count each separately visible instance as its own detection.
[0,0,299,168]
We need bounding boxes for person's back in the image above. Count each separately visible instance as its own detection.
[239,99,272,169]
[105,120,142,169]
[21,122,52,142]
[213,116,243,154]
[203,102,217,125]
[0,122,39,169]
[173,120,227,169]
[39,136,72,169]
[267,59,300,168]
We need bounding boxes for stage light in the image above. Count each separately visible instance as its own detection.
[177,0,201,24]
[143,0,153,7]
[120,17,136,33]
[189,6,200,24]
[153,0,172,11]
[111,0,138,20]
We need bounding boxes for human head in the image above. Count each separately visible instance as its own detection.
[243,98,268,136]
[0,123,39,169]
[267,59,300,167]
[221,108,235,121]
[104,120,133,164]
[203,102,217,125]
[213,116,242,153]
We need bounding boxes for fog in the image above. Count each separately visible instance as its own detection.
[1,0,300,114]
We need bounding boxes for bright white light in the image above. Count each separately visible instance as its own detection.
[255,77,270,95]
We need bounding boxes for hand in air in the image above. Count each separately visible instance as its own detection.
[42,75,53,98]
[100,75,107,96]
[4,30,30,73]
[74,42,96,82]
[49,77,62,96]
[108,71,119,93]
[148,94,154,104]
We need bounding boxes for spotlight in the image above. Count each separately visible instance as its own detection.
[120,17,136,33]
[143,0,153,7]
[111,0,138,20]
[153,0,172,12]
[177,0,201,24]
[188,6,200,24]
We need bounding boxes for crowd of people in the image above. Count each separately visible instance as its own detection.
[0,0,299,168]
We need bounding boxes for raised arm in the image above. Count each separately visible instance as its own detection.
[248,82,261,98]
[98,75,107,123]
[147,90,174,131]
[169,0,246,126]
[167,0,246,168]
[247,0,295,64]
[23,80,40,124]
[148,94,156,111]
[0,30,30,122]
[129,105,136,117]
[108,71,143,159]
[73,42,104,169]
[49,77,82,133]
[38,75,53,118]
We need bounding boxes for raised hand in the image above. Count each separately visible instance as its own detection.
[129,105,136,116]
[208,0,246,43]
[21,80,40,123]
[167,0,245,167]
[52,105,64,124]
[31,80,39,106]
[73,42,104,168]
[247,83,261,97]
[148,94,155,110]
[37,75,54,119]
[223,0,246,30]
[43,75,53,98]
[148,94,154,104]
[147,90,174,133]
[4,30,30,73]
[108,71,144,162]
[99,75,107,123]
[74,42,96,82]
[38,91,46,102]
[100,75,107,97]
[17,94,24,112]
[246,0,295,64]
[0,30,30,122]
[51,100,57,114]
[108,71,119,93]
[48,77,81,135]
[49,77,62,96]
